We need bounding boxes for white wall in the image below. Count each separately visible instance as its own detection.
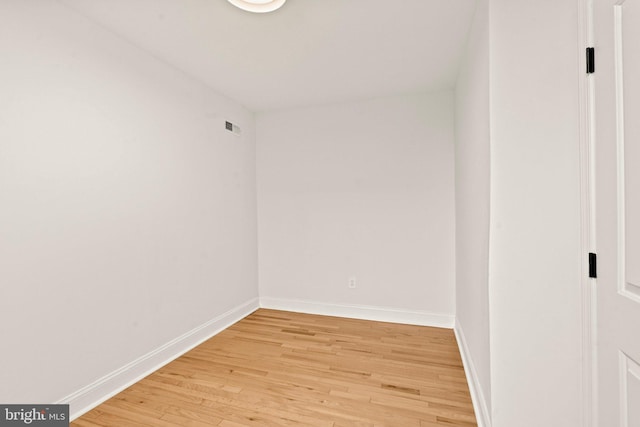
[257,93,455,324]
[489,0,582,425]
[454,0,492,422]
[0,0,257,408]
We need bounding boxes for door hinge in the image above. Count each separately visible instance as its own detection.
[586,47,595,74]
[589,252,597,278]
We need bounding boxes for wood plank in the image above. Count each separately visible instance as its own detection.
[71,309,477,426]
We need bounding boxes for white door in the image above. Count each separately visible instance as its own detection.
[594,0,640,425]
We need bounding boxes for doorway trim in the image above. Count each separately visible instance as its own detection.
[578,0,597,425]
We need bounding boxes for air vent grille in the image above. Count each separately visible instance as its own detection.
[225,120,241,136]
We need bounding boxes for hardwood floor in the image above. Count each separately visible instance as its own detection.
[72,309,477,426]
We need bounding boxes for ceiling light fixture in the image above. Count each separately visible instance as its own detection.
[227,0,286,13]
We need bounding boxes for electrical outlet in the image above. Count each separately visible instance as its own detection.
[348,276,356,289]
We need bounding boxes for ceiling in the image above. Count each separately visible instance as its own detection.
[60,0,477,112]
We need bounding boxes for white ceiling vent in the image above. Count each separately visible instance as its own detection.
[225,121,242,136]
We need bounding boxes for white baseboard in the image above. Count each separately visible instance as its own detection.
[259,297,454,328]
[59,297,260,421]
[454,320,491,427]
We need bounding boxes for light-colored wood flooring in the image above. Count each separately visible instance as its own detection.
[72,309,477,426]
